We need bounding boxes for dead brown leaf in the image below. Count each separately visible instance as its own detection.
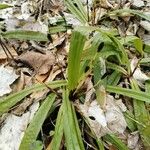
[17,51,56,75]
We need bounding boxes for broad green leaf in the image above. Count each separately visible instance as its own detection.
[96,138,105,150]
[63,89,85,150]
[74,0,87,20]
[133,38,143,55]
[64,0,88,24]
[19,94,56,150]
[0,80,66,115]
[120,36,143,55]
[100,45,121,61]
[146,80,150,92]
[130,79,150,148]
[140,58,150,64]
[93,58,107,107]
[31,141,43,150]
[81,33,112,60]
[2,30,48,41]
[0,3,12,9]
[144,44,150,53]
[106,34,129,66]
[124,111,137,132]
[68,29,86,91]
[106,85,150,103]
[49,26,68,34]
[51,106,64,150]
[109,9,150,21]
[104,134,129,150]
[106,61,128,75]
[107,71,121,86]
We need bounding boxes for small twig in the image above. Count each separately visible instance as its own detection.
[87,0,89,22]
[35,76,62,99]
[0,39,14,60]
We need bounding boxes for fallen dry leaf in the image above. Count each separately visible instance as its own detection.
[127,131,139,149]
[17,51,56,75]
[105,95,127,134]
[131,57,149,82]
[140,20,150,32]
[131,0,145,7]
[0,65,19,97]
[0,46,18,64]
[77,95,127,137]
[0,102,39,150]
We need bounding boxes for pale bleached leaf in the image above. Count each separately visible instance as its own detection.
[132,0,145,7]
[127,131,140,149]
[140,20,150,32]
[130,57,149,82]
[0,66,19,97]
[78,95,127,137]
[0,102,39,150]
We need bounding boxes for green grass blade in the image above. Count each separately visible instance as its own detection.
[74,0,87,20]
[124,111,137,132]
[109,9,150,21]
[106,61,128,75]
[64,0,87,24]
[68,29,86,91]
[120,36,143,55]
[0,80,66,115]
[106,34,129,65]
[49,26,69,34]
[130,79,150,148]
[2,30,48,41]
[107,71,121,86]
[104,134,129,150]
[0,3,12,9]
[96,138,105,150]
[63,89,85,150]
[19,94,56,150]
[51,106,64,150]
[106,85,150,103]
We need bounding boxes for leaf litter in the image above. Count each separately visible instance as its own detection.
[77,87,127,137]
[0,0,150,149]
[0,65,18,97]
[0,102,39,150]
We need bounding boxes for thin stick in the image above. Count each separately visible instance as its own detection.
[0,39,14,59]
[87,0,89,22]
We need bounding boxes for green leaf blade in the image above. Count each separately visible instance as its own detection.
[0,3,12,9]
[2,30,48,41]
[63,89,85,150]
[0,80,66,116]
[68,29,86,91]
[106,85,150,103]
[51,106,64,150]
[19,94,56,150]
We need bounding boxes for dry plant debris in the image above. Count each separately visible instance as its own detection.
[0,0,150,150]
[17,51,56,75]
[0,65,18,96]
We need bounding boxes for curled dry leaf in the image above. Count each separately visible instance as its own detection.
[140,20,150,32]
[105,95,127,134]
[0,65,19,97]
[127,131,139,149]
[77,95,127,137]
[17,51,56,75]
[0,102,39,150]
[143,34,150,45]
[130,57,149,82]
[131,0,145,8]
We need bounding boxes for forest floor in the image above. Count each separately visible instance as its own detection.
[0,0,150,150]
